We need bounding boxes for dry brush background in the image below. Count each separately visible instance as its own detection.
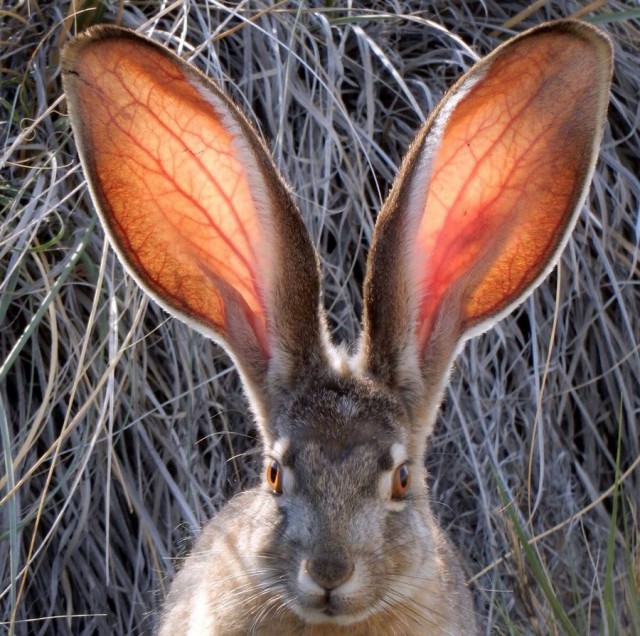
[1,1,639,634]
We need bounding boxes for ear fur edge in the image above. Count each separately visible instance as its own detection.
[62,25,327,414]
[361,19,613,404]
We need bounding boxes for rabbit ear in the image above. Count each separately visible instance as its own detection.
[362,21,612,409]
[62,26,324,414]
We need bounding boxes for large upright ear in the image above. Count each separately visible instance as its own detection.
[62,26,325,417]
[361,21,613,408]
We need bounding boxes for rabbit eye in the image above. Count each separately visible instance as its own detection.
[266,460,283,494]
[391,464,410,499]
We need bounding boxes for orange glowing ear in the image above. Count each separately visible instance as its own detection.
[62,27,323,402]
[363,20,612,388]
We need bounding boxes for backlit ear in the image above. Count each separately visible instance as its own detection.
[362,21,612,402]
[62,26,324,414]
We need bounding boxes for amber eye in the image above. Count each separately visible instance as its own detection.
[266,460,283,494]
[391,463,410,499]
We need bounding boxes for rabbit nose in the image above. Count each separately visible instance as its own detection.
[306,551,354,591]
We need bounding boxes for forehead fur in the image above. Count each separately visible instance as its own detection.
[271,372,406,448]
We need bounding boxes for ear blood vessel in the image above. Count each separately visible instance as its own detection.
[62,19,612,635]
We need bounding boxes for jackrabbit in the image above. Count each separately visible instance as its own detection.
[62,19,612,635]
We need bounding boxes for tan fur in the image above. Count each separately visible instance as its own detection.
[159,490,473,636]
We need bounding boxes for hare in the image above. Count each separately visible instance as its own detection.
[62,19,612,635]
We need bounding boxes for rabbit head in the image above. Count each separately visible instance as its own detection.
[61,19,612,634]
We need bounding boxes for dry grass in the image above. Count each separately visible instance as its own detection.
[1,1,639,634]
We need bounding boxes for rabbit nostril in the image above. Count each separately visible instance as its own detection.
[306,554,354,591]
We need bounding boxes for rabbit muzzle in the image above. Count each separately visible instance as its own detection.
[293,553,379,626]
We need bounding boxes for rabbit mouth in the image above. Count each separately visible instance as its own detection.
[293,591,376,626]
[295,605,373,627]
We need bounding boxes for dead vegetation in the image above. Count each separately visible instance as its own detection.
[1,1,639,634]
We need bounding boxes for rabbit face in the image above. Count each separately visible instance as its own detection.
[258,374,431,626]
